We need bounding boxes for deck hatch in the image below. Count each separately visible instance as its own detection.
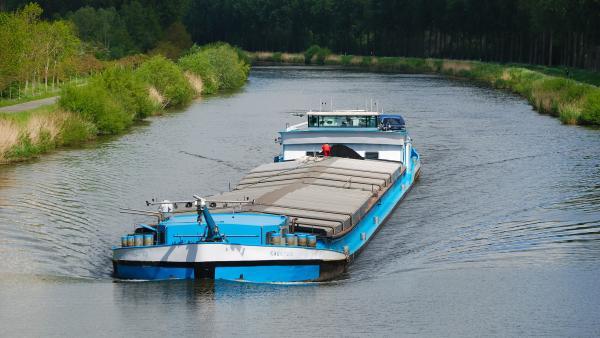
[209,157,404,237]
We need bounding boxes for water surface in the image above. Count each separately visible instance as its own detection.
[1,66,599,336]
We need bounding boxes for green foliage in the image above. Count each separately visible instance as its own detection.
[272,52,283,62]
[370,57,433,73]
[178,52,219,94]
[150,21,193,60]
[340,55,353,66]
[120,0,162,52]
[94,66,157,118]
[136,55,194,106]
[59,82,133,134]
[0,3,81,93]
[580,91,600,125]
[303,45,332,65]
[361,56,372,66]
[179,43,249,92]
[58,114,97,145]
[234,47,252,65]
[59,64,160,134]
[558,105,580,125]
[501,68,544,97]
[304,45,320,64]
[316,47,331,65]
[68,6,135,59]
[7,131,52,160]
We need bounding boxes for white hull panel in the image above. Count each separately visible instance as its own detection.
[113,243,347,263]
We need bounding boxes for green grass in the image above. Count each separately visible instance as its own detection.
[0,90,57,108]
[0,77,89,108]
[0,104,57,122]
[507,63,600,87]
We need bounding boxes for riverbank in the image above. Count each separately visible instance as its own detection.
[0,43,249,164]
[247,50,600,127]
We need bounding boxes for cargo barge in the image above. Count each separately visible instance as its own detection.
[112,110,420,282]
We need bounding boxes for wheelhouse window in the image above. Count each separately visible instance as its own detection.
[308,115,378,128]
[365,152,379,159]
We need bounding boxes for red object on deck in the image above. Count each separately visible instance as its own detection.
[322,143,331,157]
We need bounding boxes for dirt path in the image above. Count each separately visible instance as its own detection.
[0,96,58,113]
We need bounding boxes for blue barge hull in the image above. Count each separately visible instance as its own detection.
[112,151,420,283]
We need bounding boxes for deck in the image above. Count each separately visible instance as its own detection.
[209,157,404,237]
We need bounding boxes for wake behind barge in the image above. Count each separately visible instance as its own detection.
[113,110,420,283]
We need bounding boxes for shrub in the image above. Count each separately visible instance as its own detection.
[304,45,321,64]
[136,55,194,107]
[340,55,353,66]
[60,83,133,134]
[206,44,250,89]
[303,45,332,65]
[94,66,157,118]
[272,52,282,62]
[58,113,96,145]
[178,52,219,94]
[315,47,331,65]
[361,56,373,67]
[182,43,249,91]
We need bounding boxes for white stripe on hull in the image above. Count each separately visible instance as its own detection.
[113,243,346,263]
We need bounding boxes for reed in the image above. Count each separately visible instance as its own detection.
[0,105,96,163]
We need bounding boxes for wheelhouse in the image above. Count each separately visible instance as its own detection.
[307,111,378,128]
[278,110,411,163]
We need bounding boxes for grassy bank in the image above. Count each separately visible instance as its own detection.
[248,49,600,127]
[0,43,249,164]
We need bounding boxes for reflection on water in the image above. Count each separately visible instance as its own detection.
[0,66,599,335]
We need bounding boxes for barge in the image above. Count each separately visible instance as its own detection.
[113,110,420,282]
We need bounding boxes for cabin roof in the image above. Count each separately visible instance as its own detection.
[306,110,380,116]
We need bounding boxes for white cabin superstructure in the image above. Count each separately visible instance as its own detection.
[278,110,411,165]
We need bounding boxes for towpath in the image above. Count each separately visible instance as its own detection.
[0,96,58,113]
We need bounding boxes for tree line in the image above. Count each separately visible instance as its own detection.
[184,0,600,70]
[2,0,600,71]
[0,3,79,95]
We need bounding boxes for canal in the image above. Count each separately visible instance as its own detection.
[1,66,599,336]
